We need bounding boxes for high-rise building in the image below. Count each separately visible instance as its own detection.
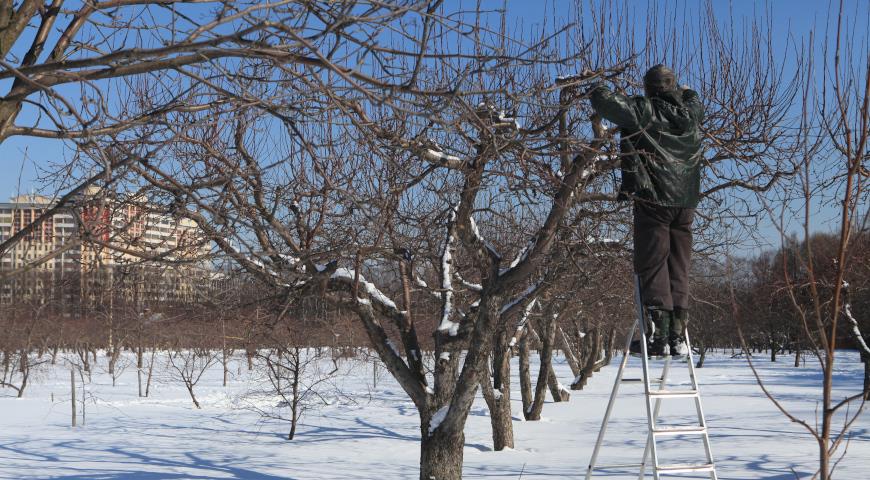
[0,191,211,305]
[0,194,78,273]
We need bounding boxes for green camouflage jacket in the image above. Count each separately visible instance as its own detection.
[590,85,704,208]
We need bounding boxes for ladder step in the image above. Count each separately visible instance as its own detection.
[652,426,707,436]
[621,377,663,383]
[648,389,698,398]
[590,462,645,469]
[656,463,715,474]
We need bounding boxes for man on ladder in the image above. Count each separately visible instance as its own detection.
[583,66,716,479]
[590,64,704,358]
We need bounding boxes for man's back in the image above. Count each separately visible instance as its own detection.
[590,84,704,208]
[586,65,706,357]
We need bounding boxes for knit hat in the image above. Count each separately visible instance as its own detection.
[643,64,677,95]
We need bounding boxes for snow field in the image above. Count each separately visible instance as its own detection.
[0,350,867,479]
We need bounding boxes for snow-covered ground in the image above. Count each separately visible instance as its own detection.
[1,350,867,479]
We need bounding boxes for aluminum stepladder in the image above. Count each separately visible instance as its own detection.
[585,275,718,479]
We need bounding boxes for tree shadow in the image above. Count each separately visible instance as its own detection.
[18,443,293,480]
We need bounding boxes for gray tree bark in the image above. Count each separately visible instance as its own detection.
[486,338,515,450]
[420,426,465,480]
[529,322,569,402]
[518,331,533,416]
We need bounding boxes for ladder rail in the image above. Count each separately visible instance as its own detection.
[584,321,637,480]
[636,276,662,480]
[684,329,718,480]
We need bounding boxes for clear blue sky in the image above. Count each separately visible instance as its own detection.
[1,0,865,254]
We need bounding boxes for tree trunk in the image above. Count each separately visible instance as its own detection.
[696,345,706,368]
[288,416,297,440]
[223,351,229,387]
[70,368,77,427]
[107,321,114,364]
[145,348,156,397]
[518,331,533,417]
[487,340,514,450]
[222,318,229,387]
[419,429,465,480]
[109,346,121,386]
[137,346,144,397]
[592,329,605,373]
[603,328,616,366]
[556,326,581,377]
[289,352,301,440]
[186,384,201,409]
[246,345,255,371]
[819,437,830,480]
[572,327,601,390]
[546,363,569,402]
[794,348,801,368]
[527,322,568,402]
[288,397,298,440]
[525,313,557,420]
[17,352,28,398]
[863,356,870,401]
[551,326,581,390]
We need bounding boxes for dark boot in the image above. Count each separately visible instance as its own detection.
[669,308,689,357]
[630,308,670,357]
[648,309,670,356]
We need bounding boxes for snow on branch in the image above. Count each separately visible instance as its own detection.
[845,303,870,357]
[501,281,542,315]
[521,297,538,324]
[476,102,522,132]
[223,240,295,287]
[419,142,466,169]
[455,273,482,292]
[438,214,460,336]
[509,297,538,348]
[584,235,621,246]
[494,110,521,130]
[385,339,403,359]
[502,236,536,275]
[428,405,450,436]
[422,148,464,169]
[347,102,467,170]
[331,267,399,312]
[414,275,444,300]
[468,214,501,260]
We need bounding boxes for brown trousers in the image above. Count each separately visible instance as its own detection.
[633,201,695,311]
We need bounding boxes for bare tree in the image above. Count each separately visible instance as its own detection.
[58,2,809,478]
[166,344,219,410]
[249,344,340,441]
[735,2,869,477]
[0,293,53,397]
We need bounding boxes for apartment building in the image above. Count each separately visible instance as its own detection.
[0,194,78,273]
[0,191,211,305]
